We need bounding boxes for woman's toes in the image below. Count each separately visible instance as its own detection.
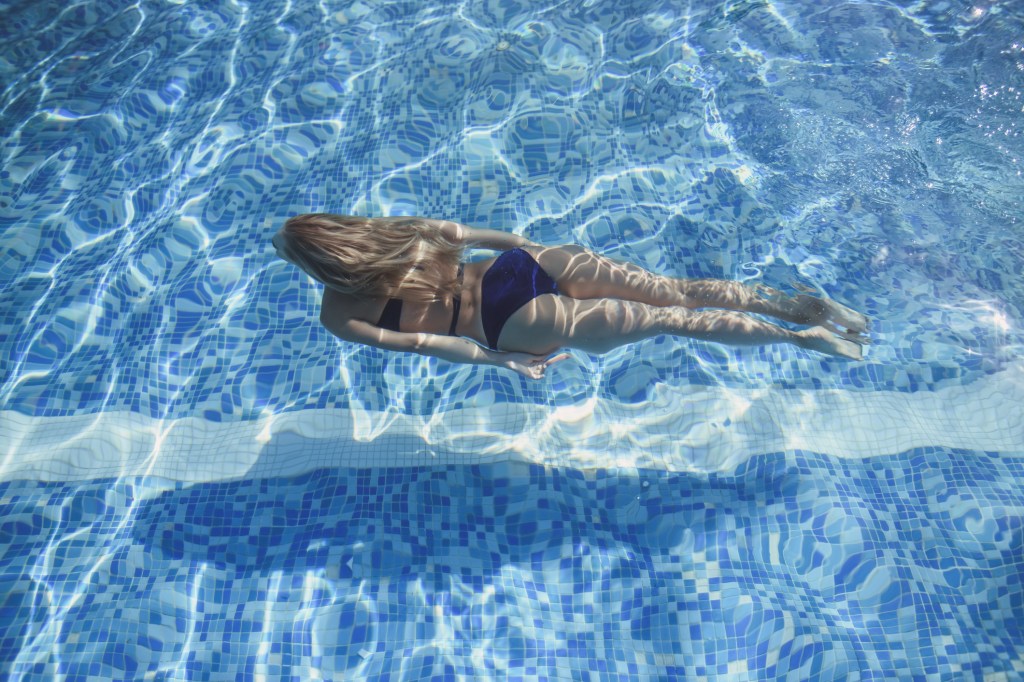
[823,299,870,333]
[799,326,864,360]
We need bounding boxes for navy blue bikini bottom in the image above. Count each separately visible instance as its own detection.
[481,248,560,350]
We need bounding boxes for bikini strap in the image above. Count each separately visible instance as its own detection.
[448,263,464,336]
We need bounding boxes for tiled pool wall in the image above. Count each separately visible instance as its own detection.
[3,361,1023,481]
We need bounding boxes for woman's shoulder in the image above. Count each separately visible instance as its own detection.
[320,286,382,323]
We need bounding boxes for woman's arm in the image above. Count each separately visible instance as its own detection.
[459,225,536,250]
[415,218,536,251]
[322,312,502,366]
[381,216,536,250]
[378,216,536,250]
[320,311,567,378]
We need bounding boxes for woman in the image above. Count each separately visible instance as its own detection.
[272,214,869,379]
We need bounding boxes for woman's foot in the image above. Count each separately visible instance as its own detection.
[792,294,870,333]
[797,326,865,360]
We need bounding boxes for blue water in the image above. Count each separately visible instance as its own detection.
[2,452,1023,679]
[2,0,1024,679]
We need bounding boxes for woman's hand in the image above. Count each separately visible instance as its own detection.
[502,352,572,380]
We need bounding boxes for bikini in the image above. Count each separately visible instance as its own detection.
[376,248,560,350]
[378,263,464,337]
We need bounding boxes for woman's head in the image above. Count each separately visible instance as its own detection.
[273,214,463,302]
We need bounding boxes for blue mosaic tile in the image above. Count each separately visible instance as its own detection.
[1,449,1023,679]
[1,0,1021,419]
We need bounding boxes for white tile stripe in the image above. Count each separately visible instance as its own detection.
[1,363,1021,482]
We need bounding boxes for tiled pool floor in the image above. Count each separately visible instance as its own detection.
[2,448,1023,680]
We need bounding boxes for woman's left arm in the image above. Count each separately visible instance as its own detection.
[381,216,537,250]
[419,219,537,251]
[461,225,537,250]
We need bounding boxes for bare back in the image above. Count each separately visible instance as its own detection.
[320,257,498,347]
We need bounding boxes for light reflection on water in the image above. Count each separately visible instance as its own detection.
[1,0,1024,678]
[1,0,1022,425]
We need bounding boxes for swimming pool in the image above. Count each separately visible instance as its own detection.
[1,0,1023,678]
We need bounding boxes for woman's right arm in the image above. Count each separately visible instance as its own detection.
[321,311,502,366]
[320,311,566,378]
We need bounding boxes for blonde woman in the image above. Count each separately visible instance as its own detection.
[272,214,869,380]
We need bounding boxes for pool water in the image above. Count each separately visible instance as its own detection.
[2,0,1023,679]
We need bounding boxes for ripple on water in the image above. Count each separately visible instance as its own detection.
[312,596,378,675]
[503,112,579,181]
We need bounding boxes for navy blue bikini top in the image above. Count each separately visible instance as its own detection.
[377,264,464,335]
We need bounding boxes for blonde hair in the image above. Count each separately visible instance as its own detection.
[275,214,464,303]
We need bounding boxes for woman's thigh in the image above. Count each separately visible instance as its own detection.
[522,244,683,306]
[496,293,665,355]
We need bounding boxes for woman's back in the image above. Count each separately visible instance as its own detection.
[320,254,499,349]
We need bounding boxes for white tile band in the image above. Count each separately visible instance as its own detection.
[2,363,1021,483]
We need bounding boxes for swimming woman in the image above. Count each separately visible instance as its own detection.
[272,214,869,380]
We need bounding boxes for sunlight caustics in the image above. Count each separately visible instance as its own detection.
[2,361,1022,481]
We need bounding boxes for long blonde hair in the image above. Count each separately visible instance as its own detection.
[275,214,464,303]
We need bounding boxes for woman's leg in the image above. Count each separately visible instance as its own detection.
[497,295,863,359]
[527,244,868,332]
